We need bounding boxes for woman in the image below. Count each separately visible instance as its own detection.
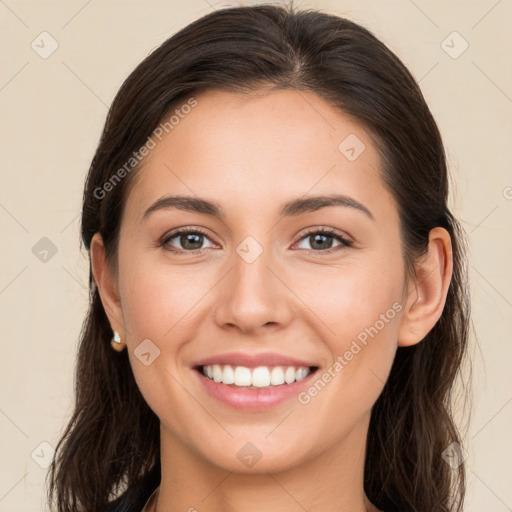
[46,3,471,512]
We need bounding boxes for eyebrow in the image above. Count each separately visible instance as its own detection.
[141,193,374,222]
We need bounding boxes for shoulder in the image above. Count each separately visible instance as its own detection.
[101,465,160,512]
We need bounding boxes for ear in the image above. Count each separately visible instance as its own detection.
[90,232,125,337]
[397,227,453,347]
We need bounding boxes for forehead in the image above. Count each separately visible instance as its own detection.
[124,88,397,225]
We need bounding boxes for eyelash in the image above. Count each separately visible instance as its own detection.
[159,226,354,255]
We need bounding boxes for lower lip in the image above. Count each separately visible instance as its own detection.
[193,368,318,411]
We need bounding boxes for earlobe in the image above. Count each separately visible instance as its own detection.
[90,232,125,336]
[397,227,453,347]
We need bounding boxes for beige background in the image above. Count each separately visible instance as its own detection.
[1,0,511,510]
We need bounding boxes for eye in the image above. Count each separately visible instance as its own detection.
[160,227,217,253]
[159,226,353,255]
[294,228,353,254]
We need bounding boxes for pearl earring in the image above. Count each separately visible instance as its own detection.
[111,331,126,352]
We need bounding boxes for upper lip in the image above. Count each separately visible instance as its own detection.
[192,352,318,369]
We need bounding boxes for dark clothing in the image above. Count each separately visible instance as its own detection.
[102,464,160,512]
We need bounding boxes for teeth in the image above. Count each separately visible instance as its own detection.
[212,364,222,382]
[285,366,296,384]
[234,366,252,386]
[270,366,285,385]
[296,367,309,381]
[222,365,235,384]
[201,364,312,387]
[251,366,270,387]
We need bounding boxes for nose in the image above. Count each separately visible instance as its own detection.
[213,241,293,334]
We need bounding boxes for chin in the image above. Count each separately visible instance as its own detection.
[208,449,308,475]
[193,432,317,475]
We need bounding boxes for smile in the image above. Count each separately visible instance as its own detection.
[191,352,320,410]
[200,364,315,388]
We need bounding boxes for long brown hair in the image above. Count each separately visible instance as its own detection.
[47,3,471,511]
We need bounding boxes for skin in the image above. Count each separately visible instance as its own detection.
[91,89,453,512]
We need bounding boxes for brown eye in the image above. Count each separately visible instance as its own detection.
[295,228,353,253]
[161,228,215,253]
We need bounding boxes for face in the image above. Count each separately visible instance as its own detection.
[107,89,409,473]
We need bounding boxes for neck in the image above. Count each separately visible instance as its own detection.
[156,413,375,512]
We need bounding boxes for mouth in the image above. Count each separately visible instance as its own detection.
[190,352,321,410]
[192,361,320,411]
[194,364,319,389]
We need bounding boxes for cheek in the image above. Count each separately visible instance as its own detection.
[291,252,404,409]
[117,259,211,421]
[118,252,217,341]
[290,250,404,344]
